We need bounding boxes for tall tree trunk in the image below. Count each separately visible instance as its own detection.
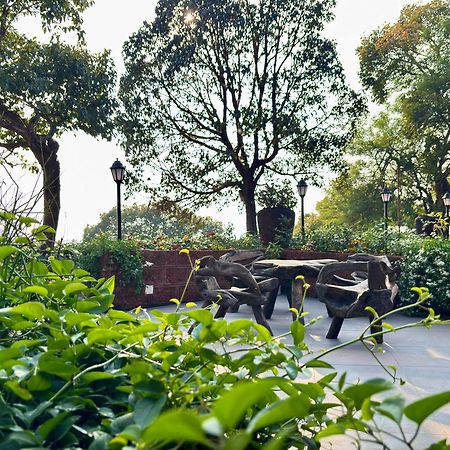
[435,175,450,212]
[240,182,258,235]
[30,137,60,246]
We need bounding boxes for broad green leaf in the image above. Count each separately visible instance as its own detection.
[227,319,252,335]
[27,374,52,392]
[9,302,47,320]
[223,431,251,450]
[15,236,30,244]
[63,282,88,295]
[0,212,16,220]
[87,329,123,345]
[375,396,405,424]
[0,347,22,362]
[404,391,450,426]
[304,360,334,369]
[127,322,160,336]
[186,309,214,325]
[5,380,32,400]
[142,410,208,445]
[0,245,18,260]
[212,379,278,430]
[285,361,298,380]
[134,396,166,429]
[23,286,49,296]
[32,225,56,235]
[60,259,75,274]
[82,371,115,384]
[100,276,115,294]
[18,216,39,225]
[27,260,48,276]
[38,411,70,440]
[343,378,393,409]
[108,309,138,322]
[49,256,64,274]
[290,321,305,346]
[315,423,346,440]
[39,358,77,378]
[64,312,96,327]
[247,394,310,433]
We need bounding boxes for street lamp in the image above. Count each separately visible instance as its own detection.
[443,192,450,239]
[297,179,308,241]
[381,186,391,232]
[110,159,125,240]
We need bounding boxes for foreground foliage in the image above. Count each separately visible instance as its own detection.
[1,213,449,449]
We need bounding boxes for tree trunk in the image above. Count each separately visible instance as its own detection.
[240,182,258,235]
[435,176,450,211]
[30,137,60,246]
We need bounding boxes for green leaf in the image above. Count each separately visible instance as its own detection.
[315,423,346,440]
[87,329,123,345]
[343,378,393,409]
[227,319,252,335]
[375,395,405,424]
[304,360,334,369]
[247,394,310,433]
[100,276,115,294]
[38,411,70,440]
[142,410,208,445]
[32,225,56,235]
[223,431,251,450]
[23,286,49,296]
[63,282,88,295]
[8,302,47,320]
[18,216,39,226]
[186,309,214,325]
[82,371,115,384]
[49,256,64,274]
[404,391,450,426]
[27,374,52,392]
[134,397,166,429]
[0,245,18,260]
[108,309,138,322]
[64,312,96,327]
[290,321,305,346]
[212,379,278,430]
[5,380,32,400]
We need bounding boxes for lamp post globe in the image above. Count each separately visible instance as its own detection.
[297,179,308,241]
[110,159,125,240]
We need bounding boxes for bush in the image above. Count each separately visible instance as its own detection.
[0,212,448,449]
[398,238,450,315]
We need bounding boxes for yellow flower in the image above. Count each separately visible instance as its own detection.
[179,248,190,255]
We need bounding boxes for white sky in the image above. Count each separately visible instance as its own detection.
[10,0,422,241]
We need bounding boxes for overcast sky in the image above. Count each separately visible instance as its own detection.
[11,0,423,241]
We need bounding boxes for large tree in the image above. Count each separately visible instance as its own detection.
[358,0,450,209]
[119,0,364,234]
[0,0,117,238]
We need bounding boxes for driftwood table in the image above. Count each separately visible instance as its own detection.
[252,259,338,320]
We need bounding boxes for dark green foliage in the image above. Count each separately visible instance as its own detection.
[256,181,298,210]
[119,0,364,233]
[0,212,448,448]
[398,239,450,315]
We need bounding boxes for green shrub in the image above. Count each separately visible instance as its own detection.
[0,212,449,448]
[73,236,144,292]
[398,238,450,315]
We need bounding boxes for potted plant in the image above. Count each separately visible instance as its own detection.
[256,180,297,244]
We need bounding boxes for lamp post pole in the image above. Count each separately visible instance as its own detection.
[110,159,126,241]
[381,187,391,233]
[443,192,450,239]
[297,179,308,242]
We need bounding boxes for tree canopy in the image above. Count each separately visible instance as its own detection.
[0,0,117,239]
[358,0,450,208]
[83,203,226,242]
[119,0,364,234]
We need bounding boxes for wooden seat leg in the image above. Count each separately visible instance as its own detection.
[252,305,273,335]
[214,304,229,319]
[326,317,344,339]
[370,319,383,344]
[263,287,279,319]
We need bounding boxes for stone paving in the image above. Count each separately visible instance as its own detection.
[150,295,450,449]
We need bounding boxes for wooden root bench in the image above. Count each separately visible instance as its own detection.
[315,255,399,343]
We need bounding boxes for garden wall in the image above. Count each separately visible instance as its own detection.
[102,249,357,309]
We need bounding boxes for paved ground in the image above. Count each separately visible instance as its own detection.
[149,295,450,449]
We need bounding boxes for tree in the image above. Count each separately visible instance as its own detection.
[315,160,416,228]
[119,0,364,234]
[0,0,117,239]
[349,109,437,215]
[83,203,226,241]
[358,0,450,209]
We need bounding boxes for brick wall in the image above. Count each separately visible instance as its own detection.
[101,250,230,310]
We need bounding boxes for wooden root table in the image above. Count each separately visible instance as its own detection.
[252,259,337,320]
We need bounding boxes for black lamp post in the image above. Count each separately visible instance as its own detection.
[297,179,308,241]
[443,192,450,238]
[110,159,125,240]
[381,186,391,233]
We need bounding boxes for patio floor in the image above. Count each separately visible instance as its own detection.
[148,295,450,449]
